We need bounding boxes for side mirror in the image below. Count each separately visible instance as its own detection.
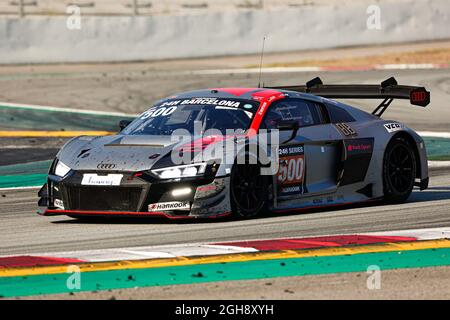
[119,120,132,131]
[277,120,299,131]
[277,120,299,144]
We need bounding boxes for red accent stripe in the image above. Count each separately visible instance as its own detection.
[44,209,231,220]
[215,235,417,251]
[211,88,257,97]
[249,90,284,132]
[0,256,84,268]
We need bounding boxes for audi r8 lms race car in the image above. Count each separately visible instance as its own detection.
[37,77,431,220]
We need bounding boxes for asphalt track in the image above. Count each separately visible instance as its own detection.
[1,169,449,256]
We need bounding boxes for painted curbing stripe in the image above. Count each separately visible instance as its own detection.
[0,256,84,268]
[1,239,450,278]
[2,228,447,264]
[17,244,259,263]
[369,228,450,241]
[0,130,114,137]
[3,247,450,298]
[213,235,416,251]
[0,235,417,264]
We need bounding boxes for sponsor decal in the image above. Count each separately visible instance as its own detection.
[345,138,374,156]
[81,174,123,186]
[158,98,241,108]
[384,123,403,133]
[347,142,373,153]
[341,138,374,185]
[313,198,324,205]
[139,98,253,120]
[148,201,191,212]
[335,123,357,136]
[54,199,64,209]
[257,101,268,116]
[277,144,307,196]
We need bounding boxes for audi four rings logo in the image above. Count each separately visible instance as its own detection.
[97,163,116,169]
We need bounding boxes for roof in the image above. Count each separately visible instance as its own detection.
[167,87,325,103]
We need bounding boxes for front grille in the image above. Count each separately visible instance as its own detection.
[65,186,143,212]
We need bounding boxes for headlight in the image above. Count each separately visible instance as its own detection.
[54,160,71,177]
[151,163,207,179]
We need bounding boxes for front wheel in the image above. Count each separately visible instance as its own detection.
[230,163,268,218]
[383,137,416,203]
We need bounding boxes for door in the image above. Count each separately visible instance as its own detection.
[262,98,342,201]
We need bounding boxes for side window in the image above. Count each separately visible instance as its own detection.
[262,98,324,129]
[326,104,355,123]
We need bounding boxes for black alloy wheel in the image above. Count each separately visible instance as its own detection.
[383,137,416,203]
[230,162,267,217]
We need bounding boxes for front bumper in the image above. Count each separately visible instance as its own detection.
[38,171,232,219]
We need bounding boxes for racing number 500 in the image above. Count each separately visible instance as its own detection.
[141,106,177,119]
[278,156,305,185]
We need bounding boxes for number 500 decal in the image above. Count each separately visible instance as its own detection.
[140,106,177,119]
[278,156,305,184]
[278,156,305,185]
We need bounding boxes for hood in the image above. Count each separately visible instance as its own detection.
[57,135,184,172]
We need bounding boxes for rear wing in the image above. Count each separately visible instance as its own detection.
[266,77,430,117]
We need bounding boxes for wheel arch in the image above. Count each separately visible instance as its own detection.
[389,131,422,179]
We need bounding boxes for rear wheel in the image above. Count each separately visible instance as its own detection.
[383,137,416,203]
[230,163,268,218]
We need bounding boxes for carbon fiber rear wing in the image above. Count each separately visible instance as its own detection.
[267,77,430,117]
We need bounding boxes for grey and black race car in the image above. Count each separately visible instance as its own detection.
[38,77,430,219]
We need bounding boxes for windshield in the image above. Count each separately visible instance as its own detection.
[122,98,259,136]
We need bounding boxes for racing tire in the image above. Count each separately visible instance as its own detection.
[382,136,416,203]
[230,162,268,218]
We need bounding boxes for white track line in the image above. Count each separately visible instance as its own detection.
[0,186,41,191]
[418,131,450,139]
[428,161,450,168]
[191,64,449,75]
[0,101,137,117]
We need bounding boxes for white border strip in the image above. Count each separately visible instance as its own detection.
[428,161,450,168]
[0,186,41,191]
[0,101,138,117]
[2,227,450,263]
[418,131,450,139]
[192,64,449,75]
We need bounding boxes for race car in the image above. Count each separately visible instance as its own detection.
[38,77,430,219]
